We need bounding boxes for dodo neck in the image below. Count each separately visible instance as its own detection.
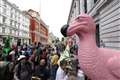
[77,33,99,77]
[78,33,98,59]
[79,33,97,48]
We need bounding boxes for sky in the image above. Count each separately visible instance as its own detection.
[8,0,72,38]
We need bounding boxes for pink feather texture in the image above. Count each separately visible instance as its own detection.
[67,13,120,80]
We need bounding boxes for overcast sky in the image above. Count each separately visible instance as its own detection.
[8,0,72,38]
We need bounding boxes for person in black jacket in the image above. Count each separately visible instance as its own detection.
[33,58,50,80]
[14,55,32,80]
[0,54,15,80]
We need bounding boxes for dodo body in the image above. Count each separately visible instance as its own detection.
[63,13,120,80]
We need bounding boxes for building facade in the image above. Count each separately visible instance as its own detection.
[68,0,120,49]
[48,32,57,45]
[40,19,48,44]
[26,9,48,44]
[0,0,30,45]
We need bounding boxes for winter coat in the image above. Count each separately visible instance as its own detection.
[33,65,50,80]
[14,61,32,80]
[0,61,14,80]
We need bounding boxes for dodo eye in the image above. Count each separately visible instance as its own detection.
[76,17,83,22]
[76,17,80,21]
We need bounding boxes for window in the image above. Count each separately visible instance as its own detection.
[3,37,6,43]
[0,6,2,14]
[13,30,15,34]
[10,29,12,34]
[12,21,14,26]
[3,8,7,14]
[3,1,6,7]
[15,15,17,19]
[10,13,13,18]
[11,8,13,14]
[15,22,17,27]
[14,30,16,35]
[0,0,2,5]
[10,20,12,26]
[74,2,76,8]
[0,27,2,33]
[0,16,2,24]
[84,0,87,13]
[18,23,20,28]
[2,27,5,33]
[94,0,98,3]
[3,17,6,23]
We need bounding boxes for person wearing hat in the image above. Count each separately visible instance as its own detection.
[17,55,26,61]
[14,55,32,80]
[55,59,68,80]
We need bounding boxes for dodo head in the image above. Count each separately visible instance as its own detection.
[61,13,96,37]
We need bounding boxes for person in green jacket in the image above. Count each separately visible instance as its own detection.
[2,36,11,60]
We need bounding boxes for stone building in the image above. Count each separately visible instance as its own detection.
[48,32,57,45]
[0,0,30,45]
[68,0,120,49]
[40,19,49,44]
[26,9,49,44]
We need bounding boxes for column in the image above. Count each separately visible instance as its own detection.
[87,0,94,12]
[75,0,80,16]
[80,0,85,13]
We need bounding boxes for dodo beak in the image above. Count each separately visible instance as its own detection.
[61,13,90,37]
[60,24,69,37]
[61,17,86,37]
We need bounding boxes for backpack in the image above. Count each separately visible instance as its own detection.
[16,61,32,80]
[0,61,15,80]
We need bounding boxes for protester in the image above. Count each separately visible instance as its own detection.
[7,49,15,62]
[33,58,50,80]
[0,54,14,80]
[56,59,68,80]
[40,48,47,60]
[0,37,86,80]
[50,48,59,80]
[77,69,85,80]
[57,39,71,65]
[34,42,42,65]
[14,55,32,80]
[2,37,11,61]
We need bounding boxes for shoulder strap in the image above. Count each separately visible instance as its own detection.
[17,63,21,79]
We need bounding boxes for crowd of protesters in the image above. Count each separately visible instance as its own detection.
[0,37,87,80]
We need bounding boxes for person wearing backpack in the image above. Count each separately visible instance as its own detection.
[14,55,32,80]
[0,54,15,80]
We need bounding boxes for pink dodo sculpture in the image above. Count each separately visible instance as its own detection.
[66,13,120,80]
